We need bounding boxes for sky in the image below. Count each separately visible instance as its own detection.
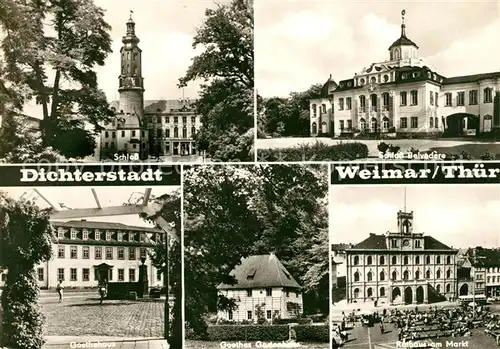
[0,186,179,227]
[330,185,500,249]
[21,0,228,117]
[255,0,500,98]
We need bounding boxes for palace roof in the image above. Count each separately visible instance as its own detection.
[349,233,454,251]
[217,253,301,290]
[109,99,198,115]
[388,34,419,50]
[443,72,500,85]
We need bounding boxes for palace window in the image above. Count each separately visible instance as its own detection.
[445,93,452,106]
[83,230,89,240]
[83,269,89,281]
[446,269,451,278]
[437,256,441,264]
[174,117,178,124]
[484,88,493,103]
[380,287,385,297]
[392,256,397,264]
[426,270,431,278]
[183,127,187,138]
[359,96,366,112]
[400,91,407,106]
[435,92,439,107]
[339,120,345,130]
[70,246,77,259]
[403,270,409,280]
[118,247,124,260]
[367,287,373,297]
[457,92,465,106]
[426,255,431,264]
[437,270,441,279]
[191,127,196,136]
[437,284,441,293]
[411,117,418,128]
[353,256,359,265]
[132,130,136,137]
[129,247,136,260]
[117,232,123,242]
[118,269,124,281]
[354,288,360,298]
[182,116,187,124]
[247,311,252,320]
[469,90,478,105]
[446,256,451,264]
[415,256,420,264]
[174,127,178,138]
[354,272,360,282]
[410,90,418,105]
[129,269,136,282]
[191,116,196,123]
[312,104,317,117]
[58,228,65,239]
[382,92,390,110]
[446,284,451,292]
[380,256,385,265]
[140,248,147,259]
[106,247,113,260]
[430,91,434,106]
[403,256,409,265]
[165,129,170,137]
[380,271,385,281]
[58,268,65,281]
[391,239,397,248]
[370,94,377,110]
[38,268,44,281]
[108,269,113,281]
[400,117,408,128]
[346,97,352,110]
[415,270,420,280]
[311,122,317,134]
[392,271,397,280]
[105,131,109,138]
[339,98,344,110]
[382,117,389,130]
[166,116,170,123]
[121,130,125,137]
[367,272,372,281]
[71,229,77,240]
[95,231,101,240]
[266,288,272,296]
[106,231,112,241]
[359,118,366,130]
[266,310,272,319]
[367,256,372,265]
[430,117,434,128]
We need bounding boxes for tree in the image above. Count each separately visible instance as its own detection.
[139,191,182,349]
[179,0,254,161]
[184,165,328,337]
[0,0,113,159]
[259,84,324,138]
[0,192,53,348]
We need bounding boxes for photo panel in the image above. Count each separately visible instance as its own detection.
[183,164,329,348]
[0,165,181,348]
[0,0,254,164]
[256,0,500,162]
[330,180,500,349]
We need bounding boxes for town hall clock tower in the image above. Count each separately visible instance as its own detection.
[118,12,145,119]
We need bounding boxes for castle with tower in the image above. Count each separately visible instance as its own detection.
[99,13,202,161]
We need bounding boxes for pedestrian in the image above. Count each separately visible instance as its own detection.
[380,322,384,335]
[56,279,64,303]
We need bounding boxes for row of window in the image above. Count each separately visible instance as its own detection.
[155,116,196,124]
[353,255,453,266]
[353,283,452,298]
[155,127,196,138]
[47,267,162,283]
[228,309,280,321]
[57,229,162,243]
[57,245,148,260]
[244,288,298,298]
[104,130,145,139]
[353,269,453,282]
[312,87,495,116]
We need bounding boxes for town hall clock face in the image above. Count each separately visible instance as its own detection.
[403,239,410,247]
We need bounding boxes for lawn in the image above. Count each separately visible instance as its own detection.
[185,340,329,348]
[40,297,165,338]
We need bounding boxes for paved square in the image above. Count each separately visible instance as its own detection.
[41,297,165,338]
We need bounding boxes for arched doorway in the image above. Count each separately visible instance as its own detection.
[392,287,401,302]
[404,287,413,304]
[370,117,377,133]
[416,286,424,303]
[445,113,479,136]
[311,122,317,135]
[484,115,493,133]
[459,284,469,296]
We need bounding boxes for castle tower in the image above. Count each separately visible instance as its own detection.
[388,10,419,66]
[118,11,144,119]
[397,210,413,234]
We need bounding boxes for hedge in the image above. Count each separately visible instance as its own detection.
[294,325,329,343]
[258,141,369,161]
[207,325,289,341]
[273,317,312,325]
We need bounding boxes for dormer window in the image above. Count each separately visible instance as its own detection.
[140,233,145,242]
[118,232,123,242]
[247,268,256,280]
[95,230,101,240]
[359,78,365,86]
[70,228,77,240]
[57,227,65,239]
[129,233,134,242]
[83,229,89,240]
[106,231,112,241]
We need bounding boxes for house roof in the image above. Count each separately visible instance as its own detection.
[51,220,161,233]
[217,254,301,290]
[349,233,454,251]
[442,72,500,85]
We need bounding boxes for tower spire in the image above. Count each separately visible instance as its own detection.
[401,9,406,37]
[129,9,133,21]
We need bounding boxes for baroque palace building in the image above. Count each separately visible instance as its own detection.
[100,14,201,161]
[345,210,458,305]
[0,220,166,289]
[310,10,500,137]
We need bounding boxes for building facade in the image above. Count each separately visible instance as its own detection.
[310,11,500,138]
[0,220,166,289]
[100,15,202,161]
[457,247,500,298]
[345,210,458,305]
[217,253,303,322]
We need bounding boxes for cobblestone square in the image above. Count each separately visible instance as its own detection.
[41,297,165,338]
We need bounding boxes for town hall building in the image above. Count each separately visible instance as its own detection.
[345,210,458,305]
[310,10,500,138]
[100,14,202,161]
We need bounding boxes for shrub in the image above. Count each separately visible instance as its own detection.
[388,145,401,153]
[480,152,497,160]
[258,141,369,161]
[460,151,474,160]
[294,325,330,343]
[207,325,289,341]
[377,142,390,154]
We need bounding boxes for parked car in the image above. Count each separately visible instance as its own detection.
[150,287,162,298]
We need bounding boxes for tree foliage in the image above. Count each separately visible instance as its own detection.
[259,84,323,138]
[139,191,182,349]
[0,192,53,348]
[0,0,113,159]
[179,0,254,161]
[184,165,329,337]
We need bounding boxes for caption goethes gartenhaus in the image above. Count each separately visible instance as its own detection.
[219,341,302,348]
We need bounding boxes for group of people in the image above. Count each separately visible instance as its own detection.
[55,279,108,304]
[332,305,500,347]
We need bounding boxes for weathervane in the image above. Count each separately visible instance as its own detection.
[401,9,405,25]
[129,9,134,21]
